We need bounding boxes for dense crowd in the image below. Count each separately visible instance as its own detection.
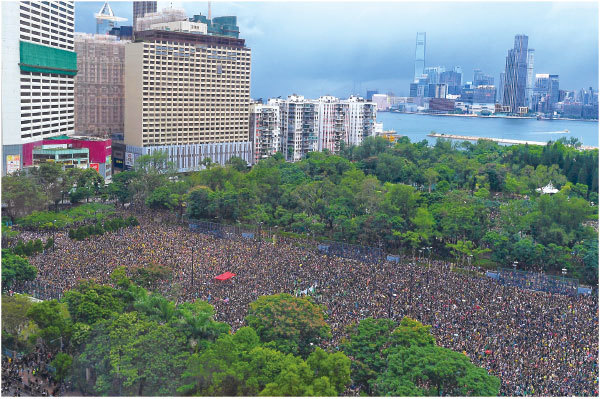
[1,345,61,396]
[7,213,599,396]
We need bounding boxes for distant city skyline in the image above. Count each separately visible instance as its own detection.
[74,1,599,99]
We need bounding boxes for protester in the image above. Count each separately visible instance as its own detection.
[8,213,599,396]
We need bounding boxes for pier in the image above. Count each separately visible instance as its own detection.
[427,133,598,150]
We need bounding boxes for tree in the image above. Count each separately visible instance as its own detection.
[375,345,500,396]
[1,294,37,351]
[51,353,73,382]
[245,293,331,357]
[340,318,397,393]
[1,172,48,221]
[26,299,72,350]
[226,156,249,172]
[1,249,37,290]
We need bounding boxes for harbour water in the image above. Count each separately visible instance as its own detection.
[377,112,599,147]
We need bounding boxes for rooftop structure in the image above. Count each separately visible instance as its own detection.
[134,7,188,32]
[95,1,127,34]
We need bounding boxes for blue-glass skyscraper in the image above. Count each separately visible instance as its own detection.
[414,32,426,82]
[502,34,529,113]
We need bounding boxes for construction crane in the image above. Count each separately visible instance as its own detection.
[95,1,127,34]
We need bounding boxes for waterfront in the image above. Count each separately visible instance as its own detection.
[378,112,599,147]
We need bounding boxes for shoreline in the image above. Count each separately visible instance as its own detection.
[384,111,598,122]
[427,133,599,150]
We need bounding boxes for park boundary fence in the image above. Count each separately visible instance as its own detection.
[11,281,63,301]
[496,268,579,296]
[316,241,384,264]
[187,218,384,264]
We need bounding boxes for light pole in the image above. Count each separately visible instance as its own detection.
[191,246,194,288]
[468,254,473,269]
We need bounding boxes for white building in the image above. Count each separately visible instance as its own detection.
[249,103,280,164]
[2,1,76,175]
[266,95,377,162]
[372,94,390,111]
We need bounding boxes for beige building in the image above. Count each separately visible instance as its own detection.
[123,29,252,171]
[74,33,126,137]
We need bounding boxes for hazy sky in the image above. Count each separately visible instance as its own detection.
[75,1,599,99]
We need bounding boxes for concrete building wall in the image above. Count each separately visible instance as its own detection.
[124,42,144,147]
[74,33,126,137]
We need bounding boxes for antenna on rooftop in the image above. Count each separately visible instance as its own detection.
[95,1,127,34]
[208,1,212,20]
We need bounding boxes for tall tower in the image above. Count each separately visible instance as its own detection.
[414,32,426,82]
[502,34,529,113]
[526,49,535,108]
[133,1,157,31]
[1,1,76,175]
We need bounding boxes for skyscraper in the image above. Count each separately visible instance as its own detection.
[2,1,76,175]
[123,27,252,171]
[133,1,157,31]
[498,72,506,104]
[74,33,126,137]
[502,34,529,113]
[414,32,426,82]
[526,49,535,108]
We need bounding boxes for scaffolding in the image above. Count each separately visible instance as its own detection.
[135,7,188,32]
[74,33,127,137]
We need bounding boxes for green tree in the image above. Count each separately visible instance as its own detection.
[1,249,37,290]
[51,353,73,382]
[245,293,331,357]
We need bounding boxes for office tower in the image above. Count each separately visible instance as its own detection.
[533,74,559,113]
[372,94,390,111]
[249,103,281,165]
[424,66,445,84]
[440,68,462,95]
[498,72,505,104]
[133,1,157,30]
[366,90,379,101]
[526,49,535,108]
[473,86,497,104]
[414,32,426,82]
[428,84,448,99]
[502,34,529,113]
[108,25,133,41]
[473,69,494,86]
[123,27,252,171]
[74,33,126,137]
[1,1,76,175]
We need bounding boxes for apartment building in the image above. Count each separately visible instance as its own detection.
[249,103,280,164]
[264,95,377,162]
[1,1,76,175]
[74,33,126,137]
[123,29,252,171]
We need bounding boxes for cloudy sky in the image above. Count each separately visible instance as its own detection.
[75,1,598,99]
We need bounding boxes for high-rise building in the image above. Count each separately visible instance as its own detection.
[414,32,426,82]
[123,28,252,171]
[440,68,462,95]
[473,86,497,104]
[2,1,76,175]
[533,73,559,113]
[502,34,529,113]
[366,89,379,101]
[133,1,157,30]
[74,33,126,137]
[249,103,281,165]
[424,66,445,84]
[473,69,494,86]
[268,95,377,162]
[498,72,506,104]
[108,25,133,41]
[189,14,241,38]
[526,49,535,108]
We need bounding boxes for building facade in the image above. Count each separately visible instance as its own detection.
[2,0,76,175]
[249,103,281,164]
[503,34,530,113]
[133,1,157,30]
[413,32,426,82]
[74,33,126,137]
[123,29,252,171]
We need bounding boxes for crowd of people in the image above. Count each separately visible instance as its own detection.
[6,212,599,396]
[1,345,61,396]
